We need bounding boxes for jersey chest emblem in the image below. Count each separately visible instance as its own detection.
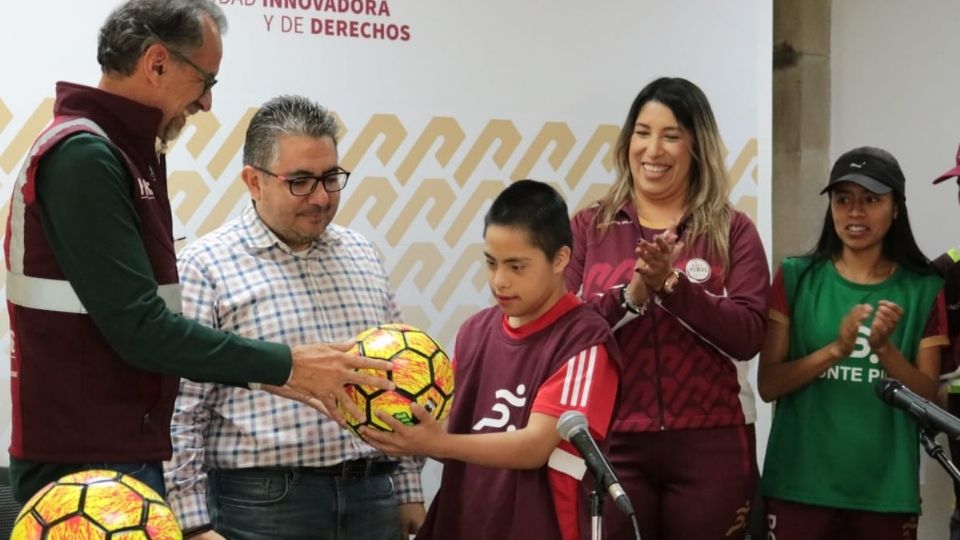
[472,384,528,432]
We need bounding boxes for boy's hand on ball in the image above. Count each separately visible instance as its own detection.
[360,404,442,457]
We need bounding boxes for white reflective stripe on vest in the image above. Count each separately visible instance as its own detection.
[6,273,182,315]
[8,118,111,276]
[547,446,586,480]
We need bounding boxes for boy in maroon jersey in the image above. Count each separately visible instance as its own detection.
[362,180,622,540]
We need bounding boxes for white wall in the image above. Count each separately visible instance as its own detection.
[832,1,960,537]
[832,0,960,257]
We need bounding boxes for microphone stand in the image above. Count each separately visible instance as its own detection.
[589,485,604,540]
[588,481,641,540]
[919,428,960,486]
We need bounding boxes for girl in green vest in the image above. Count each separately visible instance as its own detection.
[758,146,948,540]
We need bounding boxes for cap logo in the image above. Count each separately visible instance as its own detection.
[849,161,866,169]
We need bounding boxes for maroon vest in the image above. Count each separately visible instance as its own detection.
[5,109,180,463]
[417,301,619,540]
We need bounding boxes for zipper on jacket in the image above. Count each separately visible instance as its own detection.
[651,305,666,430]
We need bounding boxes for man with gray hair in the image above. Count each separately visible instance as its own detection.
[5,0,391,504]
[164,95,426,539]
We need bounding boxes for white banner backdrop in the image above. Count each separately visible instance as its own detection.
[0,0,772,501]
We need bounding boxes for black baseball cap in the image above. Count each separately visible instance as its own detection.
[821,146,906,196]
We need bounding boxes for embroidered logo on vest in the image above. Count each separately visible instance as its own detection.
[137,177,155,200]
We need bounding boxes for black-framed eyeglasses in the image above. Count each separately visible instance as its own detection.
[168,48,218,95]
[252,165,351,196]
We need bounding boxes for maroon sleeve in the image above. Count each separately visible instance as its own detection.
[922,290,948,340]
[567,209,631,326]
[580,286,631,327]
[659,211,770,360]
[565,210,588,295]
[933,252,955,276]
[939,257,960,377]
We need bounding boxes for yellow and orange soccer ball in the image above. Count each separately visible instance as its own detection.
[340,323,455,435]
[11,469,182,539]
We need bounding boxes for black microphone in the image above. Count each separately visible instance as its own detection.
[556,410,634,516]
[875,378,960,439]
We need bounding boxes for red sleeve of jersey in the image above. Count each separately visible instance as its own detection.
[769,266,787,319]
[548,446,585,540]
[531,344,618,439]
[533,344,618,540]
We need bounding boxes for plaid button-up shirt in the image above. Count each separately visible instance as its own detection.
[164,205,424,531]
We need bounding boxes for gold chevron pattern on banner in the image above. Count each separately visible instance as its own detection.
[0,99,759,351]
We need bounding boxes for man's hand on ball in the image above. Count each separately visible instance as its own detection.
[286,342,394,425]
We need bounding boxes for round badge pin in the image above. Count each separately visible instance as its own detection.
[685,258,711,282]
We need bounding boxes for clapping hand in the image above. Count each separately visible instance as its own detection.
[868,300,903,354]
[833,304,872,358]
[634,228,683,292]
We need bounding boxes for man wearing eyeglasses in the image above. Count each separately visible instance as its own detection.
[931,147,960,540]
[163,95,426,540]
[4,0,393,506]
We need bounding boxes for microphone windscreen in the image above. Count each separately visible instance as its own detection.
[556,410,588,441]
[874,377,901,403]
